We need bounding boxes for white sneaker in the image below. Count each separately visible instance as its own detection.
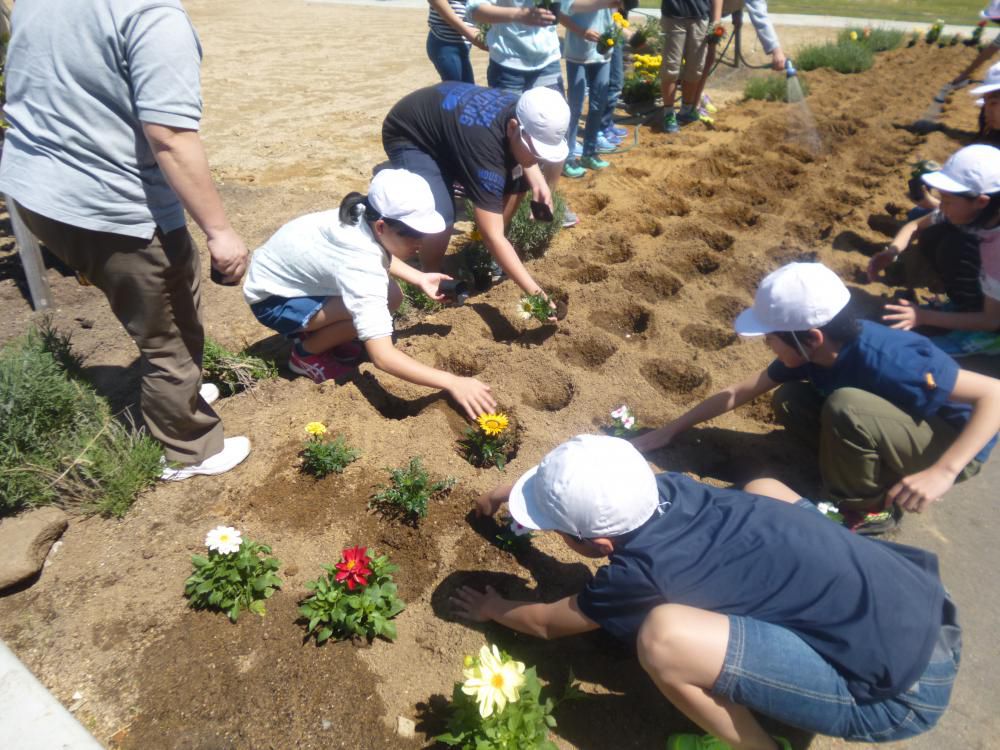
[160,436,251,481]
[200,383,220,405]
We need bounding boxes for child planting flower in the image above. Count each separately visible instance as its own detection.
[518,292,555,324]
[462,412,515,469]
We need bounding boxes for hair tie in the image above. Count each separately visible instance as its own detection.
[351,199,367,222]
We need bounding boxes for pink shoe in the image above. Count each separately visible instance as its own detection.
[288,348,356,383]
[330,340,364,364]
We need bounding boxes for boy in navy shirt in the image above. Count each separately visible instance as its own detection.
[634,262,1000,534]
[452,435,961,750]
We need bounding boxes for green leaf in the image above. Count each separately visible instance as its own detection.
[317,627,333,644]
[248,600,266,616]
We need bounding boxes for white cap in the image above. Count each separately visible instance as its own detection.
[970,62,1000,96]
[922,145,1000,195]
[508,435,659,539]
[367,169,446,234]
[983,0,1000,19]
[515,88,570,163]
[734,262,851,336]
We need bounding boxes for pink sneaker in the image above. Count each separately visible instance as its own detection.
[288,348,356,383]
[330,340,364,364]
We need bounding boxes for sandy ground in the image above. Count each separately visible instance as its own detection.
[1,2,998,748]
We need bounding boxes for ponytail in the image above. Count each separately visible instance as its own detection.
[338,192,380,226]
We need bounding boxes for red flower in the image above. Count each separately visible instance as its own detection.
[335,545,372,590]
[713,25,725,37]
[979,20,988,27]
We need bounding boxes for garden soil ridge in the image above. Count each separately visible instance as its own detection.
[0,2,995,747]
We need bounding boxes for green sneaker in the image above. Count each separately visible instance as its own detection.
[581,155,610,170]
[667,734,792,750]
[562,160,586,179]
[663,110,680,133]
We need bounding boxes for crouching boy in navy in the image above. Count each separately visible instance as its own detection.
[633,262,1000,534]
[452,435,961,750]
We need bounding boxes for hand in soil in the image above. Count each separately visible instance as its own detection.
[449,376,496,420]
[866,248,898,282]
[475,482,513,517]
[630,427,672,453]
[450,584,500,623]
[419,272,452,301]
[882,299,918,330]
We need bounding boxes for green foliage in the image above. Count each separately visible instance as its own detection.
[630,16,662,54]
[506,195,566,260]
[517,292,553,324]
[202,337,277,396]
[0,323,162,517]
[370,457,454,523]
[797,40,875,74]
[398,280,442,314]
[494,514,533,553]
[301,433,358,478]
[925,18,945,44]
[184,539,282,622]
[743,74,810,102]
[461,426,513,471]
[836,27,904,51]
[436,665,582,749]
[462,240,495,290]
[299,552,405,643]
[621,72,660,105]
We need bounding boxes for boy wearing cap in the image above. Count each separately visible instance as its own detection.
[382,83,568,306]
[452,435,961,750]
[633,262,1000,534]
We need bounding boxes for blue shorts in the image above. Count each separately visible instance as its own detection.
[487,59,565,95]
[713,599,961,742]
[250,294,327,337]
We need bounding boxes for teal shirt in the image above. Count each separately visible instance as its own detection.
[563,3,613,65]
[467,0,561,71]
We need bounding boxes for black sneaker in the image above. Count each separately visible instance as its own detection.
[848,505,902,536]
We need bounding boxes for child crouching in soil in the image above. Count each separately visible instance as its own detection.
[242,169,496,420]
[869,145,1000,356]
[633,262,1000,535]
[452,435,961,750]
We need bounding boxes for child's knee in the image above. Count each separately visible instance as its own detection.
[637,604,695,673]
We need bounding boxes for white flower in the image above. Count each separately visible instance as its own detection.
[461,644,526,718]
[510,520,531,537]
[610,405,626,419]
[622,416,635,430]
[205,525,243,555]
[816,502,839,517]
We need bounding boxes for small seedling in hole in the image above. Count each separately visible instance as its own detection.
[494,513,533,553]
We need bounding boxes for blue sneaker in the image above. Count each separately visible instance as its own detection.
[571,140,583,158]
[596,133,618,153]
[662,111,679,133]
[581,155,610,170]
[608,124,628,137]
[602,129,623,144]
[677,107,700,125]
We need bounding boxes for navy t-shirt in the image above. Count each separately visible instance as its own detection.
[382,83,522,214]
[767,320,996,463]
[660,0,710,19]
[577,473,946,704]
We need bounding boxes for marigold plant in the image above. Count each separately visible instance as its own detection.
[300,421,359,478]
[299,546,405,643]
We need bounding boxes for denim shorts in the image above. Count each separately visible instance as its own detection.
[487,59,565,95]
[385,146,455,226]
[712,600,961,742]
[250,294,327,336]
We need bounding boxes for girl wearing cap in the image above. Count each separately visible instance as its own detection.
[871,145,1000,356]
[242,169,497,420]
[633,262,1000,534]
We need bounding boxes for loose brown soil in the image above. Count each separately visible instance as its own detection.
[0,3,988,747]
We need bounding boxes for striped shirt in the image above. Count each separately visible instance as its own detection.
[428,0,475,44]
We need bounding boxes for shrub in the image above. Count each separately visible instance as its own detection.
[505,194,566,260]
[202,336,277,396]
[301,422,358,478]
[370,456,454,524]
[399,280,442,313]
[743,74,810,102]
[299,546,406,643]
[796,41,874,74]
[836,27,904,52]
[0,323,162,517]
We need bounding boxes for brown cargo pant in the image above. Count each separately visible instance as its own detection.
[16,202,224,465]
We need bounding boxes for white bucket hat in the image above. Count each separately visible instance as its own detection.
[923,144,1000,195]
[367,169,445,234]
[734,262,851,336]
[971,62,1000,96]
[508,435,659,539]
[982,0,1000,19]
[515,88,570,163]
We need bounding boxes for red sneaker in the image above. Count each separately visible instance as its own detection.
[288,348,356,383]
[330,340,364,364]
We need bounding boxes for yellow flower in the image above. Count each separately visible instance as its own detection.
[607,38,615,47]
[461,644,526,718]
[621,18,629,27]
[463,655,475,668]
[469,228,482,241]
[849,31,858,41]
[477,412,509,436]
[305,421,328,437]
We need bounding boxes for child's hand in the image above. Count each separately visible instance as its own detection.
[474,482,514,518]
[419,272,451,300]
[450,585,502,623]
[882,299,920,330]
[520,6,556,26]
[887,465,957,513]
[631,427,672,452]
[448,376,497,420]
[866,247,899,282]
[584,29,600,43]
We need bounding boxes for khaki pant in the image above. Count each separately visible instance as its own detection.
[772,382,980,510]
[16,202,223,464]
[660,17,709,83]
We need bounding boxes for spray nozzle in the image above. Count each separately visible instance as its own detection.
[785,58,798,78]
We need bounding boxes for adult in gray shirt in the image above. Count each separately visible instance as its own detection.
[0,0,251,480]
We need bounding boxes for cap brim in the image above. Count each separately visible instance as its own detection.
[970,81,1000,96]
[402,208,446,234]
[922,170,973,194]
[532,138,569,163]
[733,307,769,336]
[507,465,557,532]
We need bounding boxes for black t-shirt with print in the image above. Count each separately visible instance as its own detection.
[382,83,523,214]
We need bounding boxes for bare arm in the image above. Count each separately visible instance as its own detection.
[867,212,934,282]
[710,0,723,23]
[632,368,777,452]
[452,588,601,639]
[888,369,1000,511]
[470,2,554,26]
[884,295,1000,332]
[475,207,544,295]
[953,44,999,85]
[428,0,480,43]
[142,123,248,281]
[364,336,496,419]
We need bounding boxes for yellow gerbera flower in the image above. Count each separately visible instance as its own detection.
[477,412,509,436]
[461,644,526,718]
[305,421,328,437]
[849,30,858,41]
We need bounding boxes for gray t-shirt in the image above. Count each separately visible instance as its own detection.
[0,0,203,239]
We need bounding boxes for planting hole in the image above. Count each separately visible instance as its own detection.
[572,264,609,284]
[625,268,683,303]
[590,303,652,339]
[555,335,618,369]
[575,191,611,215]
[593,231,635,264]
[689,251,720,275]
[680,324,737,351]
[435,351,484,377]
[522,371,574,412]
[706,294,746,326]
[641,360,710,396]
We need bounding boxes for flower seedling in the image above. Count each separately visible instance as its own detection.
[370,456,455,524]
[816,502,845,524]
[708,21,727,45]
[494,513,533,553]
[596,12,627,54]
[925,19,944,44]
[184,526,282,622]
[517,293,554,324]
[461,412,514,470]
[436,645,582,749]
[300,421,359,478]
[299,546,406,643]
[608,404,638,437]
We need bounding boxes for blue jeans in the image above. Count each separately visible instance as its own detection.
[566,60,610,158]
[712,600,961,742]
[602,43,624,131]
[487,58,564,94]
[426,31,475,84]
